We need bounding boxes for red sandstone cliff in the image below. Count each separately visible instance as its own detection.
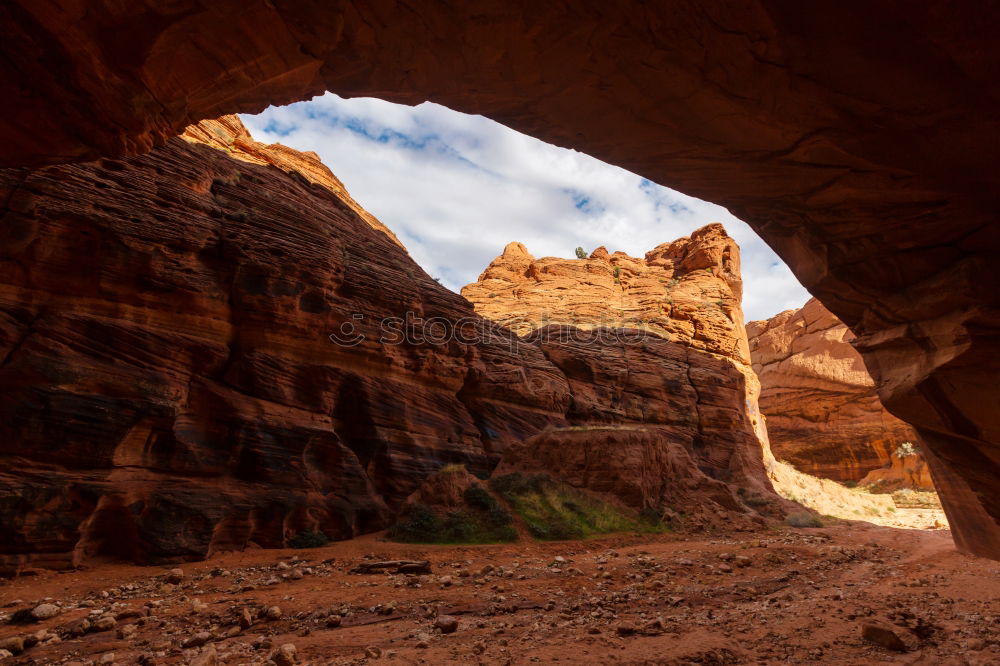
[463,228,779,523]
[0,119,775,573]
[0,117,568,573]
[747,299,934,491]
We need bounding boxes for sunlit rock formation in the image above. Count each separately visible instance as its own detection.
[463,228,779,522]
[747,298,933,492]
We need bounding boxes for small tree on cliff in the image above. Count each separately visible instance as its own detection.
[574,246,587,259]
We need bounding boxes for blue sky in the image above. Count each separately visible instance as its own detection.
[241,93,809,321]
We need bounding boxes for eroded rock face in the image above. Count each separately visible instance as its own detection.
[463,228,777,514]
[747,298,930,489]
[1,1,998,556]
[859,447,935,493]
[0,117,574,573]
[0,119,778,573]
[462,226,749,362]
[494,424,768,533]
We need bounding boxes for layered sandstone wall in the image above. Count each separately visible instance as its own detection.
[747,298,932,491]
[463,228,778,515]
[0,117,571,573]
[0,118,775,573]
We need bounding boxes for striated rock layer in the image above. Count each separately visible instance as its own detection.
[2,0,997,559]
[464,229,778,519]
[0,117,565,573]
[0,118,775,574]
[747,298,932,491]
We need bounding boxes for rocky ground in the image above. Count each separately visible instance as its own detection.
[1,523,996,665]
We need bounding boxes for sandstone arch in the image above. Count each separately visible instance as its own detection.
[1,1,998,557]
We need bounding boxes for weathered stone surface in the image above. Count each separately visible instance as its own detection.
[747,298,930,489]
[180,116,403,248]
[0,1,998,557]
[861,622,919,652]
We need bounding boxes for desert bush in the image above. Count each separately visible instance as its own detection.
[785,511,824,528]
[288,530,330,549]
[463,485,514,526]
[743,494,770,507]
[388,487,517,545]
[574,246,588,259]
[387,504,439,542]
[639,506,664,524]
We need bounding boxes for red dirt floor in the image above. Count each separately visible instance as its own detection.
[1,524,998,665]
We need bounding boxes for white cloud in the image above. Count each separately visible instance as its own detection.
[240,93,810,321]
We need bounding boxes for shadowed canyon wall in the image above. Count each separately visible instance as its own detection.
[0,117,773,573]
[0,117,561,572]
[747,298,933,491]
[0,1,998,557]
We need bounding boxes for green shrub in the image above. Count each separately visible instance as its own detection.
[387,504,440,542]
[491,473,668,540]
[574,246,588,259]
[387,486,517,545]
[463,485,514,525]
[639,506,663,524]
[288,530,330,549]
[785,511,824,528]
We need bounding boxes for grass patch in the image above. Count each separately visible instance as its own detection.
[785,511,824,528]
[743,493,771,507]
[490,472,668,540]
[388,484,517,544]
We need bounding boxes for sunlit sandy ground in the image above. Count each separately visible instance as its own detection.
[769,459,947,531]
